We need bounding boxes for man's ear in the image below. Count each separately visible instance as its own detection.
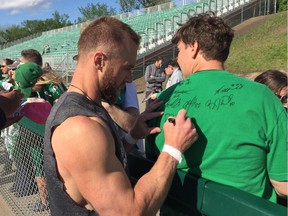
[94,52,105,69]
[191,41,200,59]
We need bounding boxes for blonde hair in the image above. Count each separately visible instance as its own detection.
[35,70,63,85]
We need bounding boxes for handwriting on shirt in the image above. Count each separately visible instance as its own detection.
[165,83,243,111]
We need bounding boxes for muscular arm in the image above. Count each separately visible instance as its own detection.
[52,110,197,215]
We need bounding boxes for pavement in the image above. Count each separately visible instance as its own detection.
[137,91,146,113]
[0,195,14,216]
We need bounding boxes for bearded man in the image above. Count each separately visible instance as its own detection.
[44,16,198,216]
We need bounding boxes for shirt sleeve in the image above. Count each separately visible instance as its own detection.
[122,82,139,110]
[267,104,288,181]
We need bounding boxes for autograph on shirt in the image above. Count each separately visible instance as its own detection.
[165,83,244,111]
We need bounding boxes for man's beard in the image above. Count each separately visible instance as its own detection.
[99,66,120,105]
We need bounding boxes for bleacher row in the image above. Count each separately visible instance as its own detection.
[0,0,252,62]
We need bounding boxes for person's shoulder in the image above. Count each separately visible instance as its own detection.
[158,82,180,102]
[53,115,112,148]
[146,64,154,69]
[125,82,136,90]
[65,115,108,133]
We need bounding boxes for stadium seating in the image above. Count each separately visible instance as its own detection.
[0,0,248,61]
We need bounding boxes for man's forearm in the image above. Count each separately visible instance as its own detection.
[133,153,178,215]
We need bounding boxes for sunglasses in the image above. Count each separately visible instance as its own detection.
[276,94,288,103]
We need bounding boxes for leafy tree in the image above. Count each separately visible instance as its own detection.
[2,25,30,42]
[0,11,72,45]
[21,20,46,34]
[277,0,287,11]
[139,0,170,8]
[118,0,170,12]
[77,3,116,23]
[51,11,72,28]
[119,0,141,12]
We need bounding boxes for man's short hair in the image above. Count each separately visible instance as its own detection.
[3,58,14,66]
[161,58,179,69]
[78,16,141,59]
[21,49,43,66]
[155,56,163,63]
[172,12,234,62]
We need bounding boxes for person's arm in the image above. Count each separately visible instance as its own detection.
[102,102,138,132]
[0,90,23,129]
[4,116,23,128]
[52,109,198,215]
[270,180,287,197]
[102,82,139,132]
[154,70,166,83]
[0,89,23,117]
[145,65,155,83]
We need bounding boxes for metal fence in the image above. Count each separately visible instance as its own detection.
[0,118,50,215]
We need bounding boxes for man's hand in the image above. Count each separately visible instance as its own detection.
[0,89,23,116]
[163,109,198,153]
[130,99,164,139]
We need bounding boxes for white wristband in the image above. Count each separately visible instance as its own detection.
[124,132,137,145]
[162,144,182,163]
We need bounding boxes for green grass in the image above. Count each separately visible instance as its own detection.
[226,11,287,74]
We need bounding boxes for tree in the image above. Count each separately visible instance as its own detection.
[118,0,171,12]
[51,11,72,29]
[2,25,30,42]
[0,11,72,45]
[77,3,117,23]
[119,0,141,12]
[277,0,287,11]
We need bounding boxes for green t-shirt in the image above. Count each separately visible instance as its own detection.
[146,70,287,202]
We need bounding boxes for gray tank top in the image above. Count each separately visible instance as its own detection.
[44,92,127,216]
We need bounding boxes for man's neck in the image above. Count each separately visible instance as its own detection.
[192,60,224,74]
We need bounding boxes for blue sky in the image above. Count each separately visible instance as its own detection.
[0,0,120,27]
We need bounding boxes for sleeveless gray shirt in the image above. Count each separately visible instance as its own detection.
[44,92,127,216]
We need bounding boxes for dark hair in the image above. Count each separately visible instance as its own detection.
[254,70,287,94]
[155,56,163,63]
[3,58,14,65]
[172,12,234,62]
[171,58,179,68]
[21,49,43,66]
[78,17,141,59]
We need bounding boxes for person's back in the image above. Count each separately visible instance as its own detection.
[146,12,287,203]
[147,70,286,202]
